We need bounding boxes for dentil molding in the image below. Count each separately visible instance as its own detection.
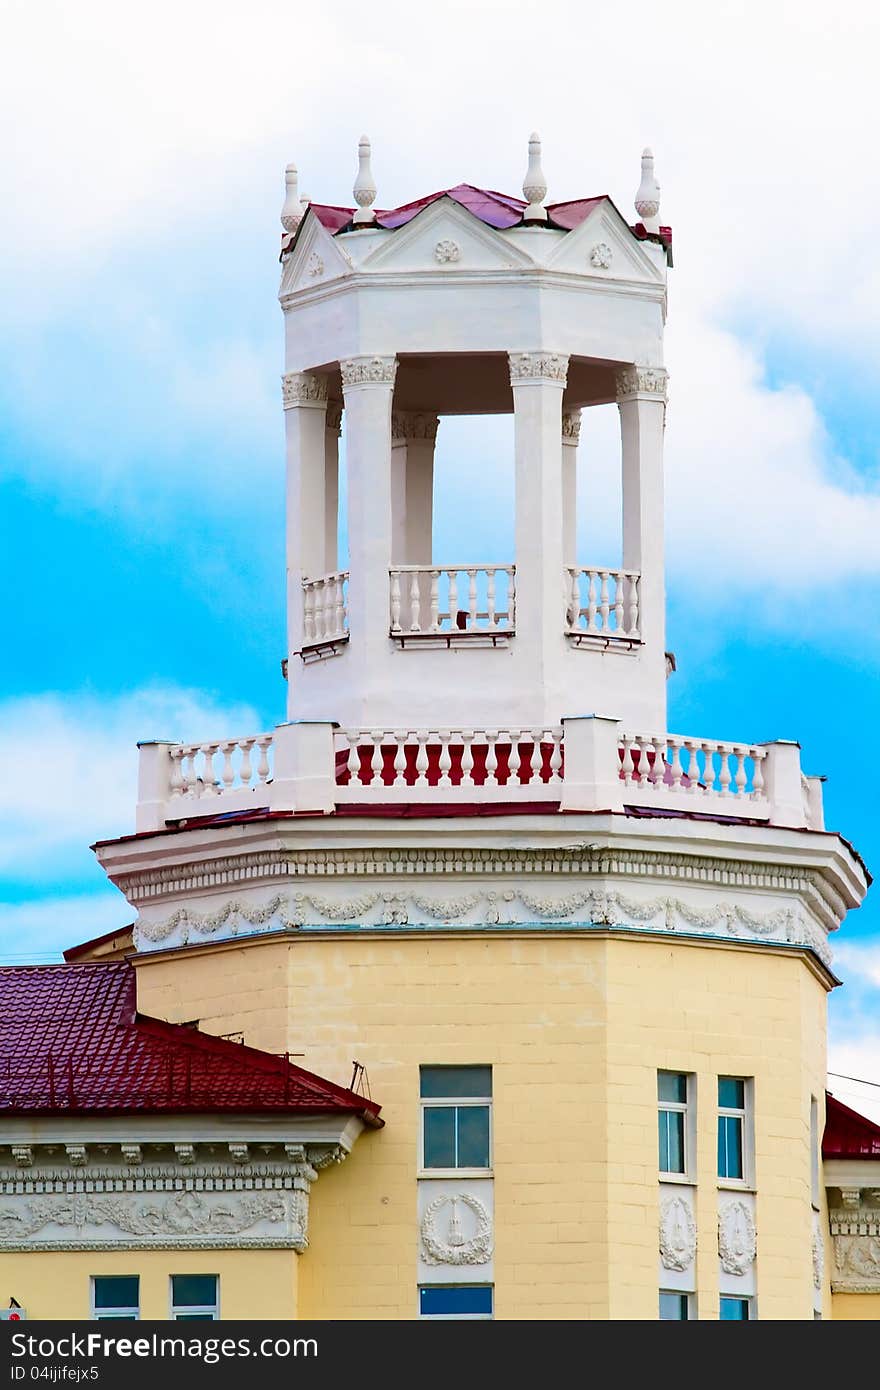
[340,355,397,386]
[659,1196,696,1272]
[281,372,329,408]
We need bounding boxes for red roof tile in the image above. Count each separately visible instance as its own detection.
[0,963,381,1124]
[823,1092,880,1159]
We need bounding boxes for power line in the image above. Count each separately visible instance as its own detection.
[828,1070,880,1091]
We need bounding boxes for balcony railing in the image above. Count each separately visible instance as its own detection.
[302,571,349,647]
[137,721,825,835]
[389,565,515,637]
[566,566,640,640]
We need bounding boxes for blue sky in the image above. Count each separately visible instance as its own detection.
[3,0,880,1119]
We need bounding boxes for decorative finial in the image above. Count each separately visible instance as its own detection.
[281,163,304,232]
[522,131,548,223]
[635,147,661,232]
[352,135,377,225]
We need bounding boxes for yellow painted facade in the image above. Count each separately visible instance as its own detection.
[831,1293,880,1320]
[0,1248,298,1321]
[119,926,839,1320]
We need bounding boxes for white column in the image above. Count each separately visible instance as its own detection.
[510,352,569,665]
[561,409,581,567]
[616,365,668,661]
[283,371,330,663]
[341,355,397,681]
[324,401,342,573]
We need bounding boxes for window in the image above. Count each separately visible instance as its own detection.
[659,1291,692,1320]
[717,1077,748,1181]
[719,1296,754,1320]
[171,1274,219,1320]
[91,1276,139,1320]
[419,1285,493,1319]
[420,1066,492,1172]
[658,1071,689,1176]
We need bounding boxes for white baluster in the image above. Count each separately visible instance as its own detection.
[668,738,684,789]
[303,585,315,643]
[201,745,218,795]
[624,574,636,636]
[507,731,521,786]
[461,730,475,788]
[752,749,766,799]
[393,734,407,787]
[415,731,430,787]
[256,736,272,784]
[520,731,536,786]
[409,573,421,633]
[684,740,700,792]
[484,568,496,629]
[430,570,440,633]
[549,728,563,783]
[620,734,637,785]
[613,573,624,633]
[390,571,401,634]
[566,568,579,630]
[438,731,452,788]
[179,748,195,794]
[238,739,254,789]
[346,731,361,785]
[170,747,184,794]
[448,570,459,633]
[370,730,384,786]
[599,571,611,632]
[702,742,716,794]
[587,571,598,632]
[649,736,665,786]
[485,730,499,784]
[467,569,478,631]
[718,746,732,797]
[220,741,236,790]
[731,747,747,798]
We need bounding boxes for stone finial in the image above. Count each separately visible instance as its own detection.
[281,163,304,232]
[522,132,548,223]
[352,135,377,225]
[635,147,661,232]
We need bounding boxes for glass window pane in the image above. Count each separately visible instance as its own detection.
[659,1292,689,1320]
[718,1077,745,1109]
[718,1115,743,1179]
[96,1314,138,1321]
[659,1109,685,1173]
[423,1106,456,1167]
[171,1275,217,1308]
[457,1105,491,1168]
[420,1066,492,1098]
[94,1276,139,1310]
[658,1072,687,1103]
[175,1314,217,1321]
[719,1297,750,1320]
[420,1285,493,1316]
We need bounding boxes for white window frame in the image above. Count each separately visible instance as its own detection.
[418,1284,494,1320]
[719,1294,756,1321]
[169,1274,220,1321]
[659,1289,695,1320]
[419,1073,493,1178]
[658,1070,695,1182]
[717,1076,753,1188]
[90,1275,139,1321]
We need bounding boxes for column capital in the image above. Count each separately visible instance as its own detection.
[340,354,397,387]
[508,351,569,385]
[282,371,329,409]
[391,411,439,442]
[615,365,669,401]
[325,400,343,434]
[562,410,582,442]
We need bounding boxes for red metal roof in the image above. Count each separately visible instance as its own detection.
[823,1092,880,1159]
[0,962,381,1124]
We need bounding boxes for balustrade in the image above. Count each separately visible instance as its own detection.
[617,732,767,805]
[335,726,562,800]
[566,567,640,640]
[169,735,274,803]
[302,571,349,645]
[389,566,515,636]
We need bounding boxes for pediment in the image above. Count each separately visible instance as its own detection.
[279,211,354,298]
[547,201,665,284]
[360,197,537,274]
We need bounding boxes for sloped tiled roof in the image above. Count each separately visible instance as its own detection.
[0,963,380,1124]
[823,1092,880,1159]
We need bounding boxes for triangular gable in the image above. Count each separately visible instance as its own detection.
[280,208,354,297]
[360,195,537,273]
[546,196,665,284]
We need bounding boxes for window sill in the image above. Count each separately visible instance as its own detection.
[659,1173,696,1185]
[418,1168,493,1180]
[717,1180,756,1193]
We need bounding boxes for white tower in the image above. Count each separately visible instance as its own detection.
[279,135,671,736]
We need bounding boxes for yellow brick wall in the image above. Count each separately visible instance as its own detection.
[131,929,831,1320]
[0,1248,297,1320]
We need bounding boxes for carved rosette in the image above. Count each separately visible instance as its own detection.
[306,252,324,278]
[562,411,582,442]
[615,365,669,402]
[434,239,461,264]
[420,1193,494,1266]
[340,355,397,387]
[391,412,440,442]
[589,242,613,270]
[659,1196,697,1272]
[718,1200,756,1276]
[281,372,329,410]
[508,351,569,386]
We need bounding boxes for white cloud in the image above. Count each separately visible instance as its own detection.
[829,939,880,1124]
[0,686,263,882]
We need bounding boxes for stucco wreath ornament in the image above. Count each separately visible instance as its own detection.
[659,1196,696,1271]
[420,1193,493,1266]
[718,1200,756,1275]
